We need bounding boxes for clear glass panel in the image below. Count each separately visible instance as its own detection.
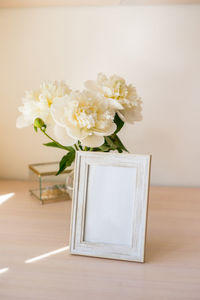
[29,162,73,204]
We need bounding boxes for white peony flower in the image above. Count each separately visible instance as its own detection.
[84,73,142,123]
[51,90,117,147]
[16,81,71,128]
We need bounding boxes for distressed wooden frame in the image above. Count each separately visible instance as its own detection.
[70,151,151,262]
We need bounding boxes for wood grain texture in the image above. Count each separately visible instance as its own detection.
[0,180,200,299]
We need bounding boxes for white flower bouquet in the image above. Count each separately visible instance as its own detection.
[16,73,142,175]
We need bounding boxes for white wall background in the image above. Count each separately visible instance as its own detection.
[0,5,200,186]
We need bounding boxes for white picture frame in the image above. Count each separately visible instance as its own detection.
[70,151,151,262]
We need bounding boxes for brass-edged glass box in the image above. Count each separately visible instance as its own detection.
[29,162,73,204]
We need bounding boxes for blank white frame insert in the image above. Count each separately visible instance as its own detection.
[84,165,136,246]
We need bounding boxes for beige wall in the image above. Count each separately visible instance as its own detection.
[0,5,200,186]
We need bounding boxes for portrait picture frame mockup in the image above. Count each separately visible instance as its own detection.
[70,151,151,262]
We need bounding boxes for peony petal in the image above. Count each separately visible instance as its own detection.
[53,124,76,146]
[121,108,143,124]
[81,134,104,147]
[84,80,99,93]
[108,98,124,110]
[93,122,117,136]
[117,111,126,122]
[51,97,68,127]
[46,124,55,137]
[97,73,107,82]
[16,115,32,128]
[67,126,88,139]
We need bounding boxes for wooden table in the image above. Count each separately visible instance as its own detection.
[0,180,199,300]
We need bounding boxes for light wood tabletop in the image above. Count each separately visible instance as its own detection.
[0,180,200,300]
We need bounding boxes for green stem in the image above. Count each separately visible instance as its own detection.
[112,134,129,152]
[41,128,77,151]
[41,129,61,145]
[74,144,79,151]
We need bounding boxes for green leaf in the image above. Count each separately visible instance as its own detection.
[77,140,83,150]
[43,141,74,152]
[105,137,118,150]
[56,149,76,175]
[89,147,101,152]
[34,126,38,132]
[117,148,123,153]
[99,143,111,152]
[113,135,129,152]
[114,113,124,134]
[104,134,129,153]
